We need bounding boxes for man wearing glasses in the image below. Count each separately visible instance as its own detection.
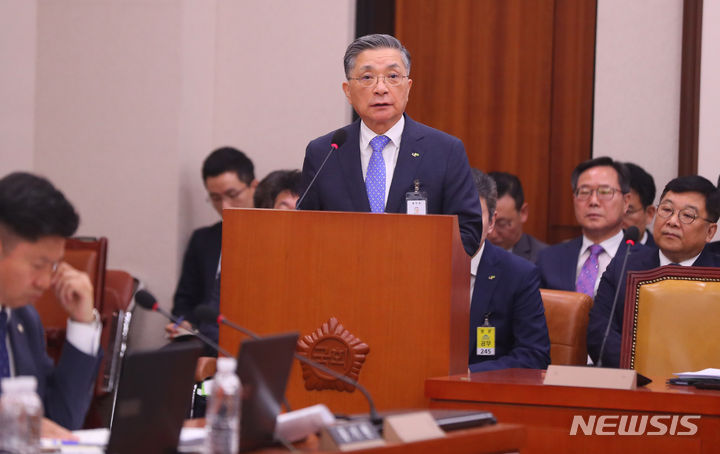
[537,157,631,297]
[588,175,720,367]
[299,34,483,256]
[167,147,257,348]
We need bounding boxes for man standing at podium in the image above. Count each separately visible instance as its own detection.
[299,34,483,256]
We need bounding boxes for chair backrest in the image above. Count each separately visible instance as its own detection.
[34,237,107,363]
[620,265,720,379]
[540,289,593,365]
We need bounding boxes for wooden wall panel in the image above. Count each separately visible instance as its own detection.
[547,0,597,243]
[395,0,597,243]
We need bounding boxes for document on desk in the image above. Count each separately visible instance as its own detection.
[673,368,720,379]
[41,427,206,453]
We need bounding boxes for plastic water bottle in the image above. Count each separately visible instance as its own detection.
[205,357,241,454]
[0,376,43,454]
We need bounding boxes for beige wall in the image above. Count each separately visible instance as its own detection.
[593,0,683,199]
[0,0,36,173]
[1,0,353,348]
[699,0,720,240]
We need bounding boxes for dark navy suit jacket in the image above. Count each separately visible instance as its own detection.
[7,306,100,429]
[469,242,551,372]
[536,235,629,292]
[173,221,222,352]
[299,115,483,256]
[588,246,720,367]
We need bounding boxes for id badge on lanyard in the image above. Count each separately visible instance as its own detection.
[406,179,427,215]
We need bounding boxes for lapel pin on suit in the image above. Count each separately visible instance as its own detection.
[488,275,496,280]
[17,323,24,333]
[411,152,420,157]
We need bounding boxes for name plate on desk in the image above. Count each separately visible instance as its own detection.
[544,365,637,390]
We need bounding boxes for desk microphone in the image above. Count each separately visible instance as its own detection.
[596,226,639,368]
[296,128,347,210]
[134,289,233,358]
[193,305,382,425]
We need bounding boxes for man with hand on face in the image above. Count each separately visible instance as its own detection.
[469,169,550,372]
[588,175,720,367]
[537,157,631,298]
[0,172,102,435]
[622,162,657,247]
[167,147,257,349]
[487,171,547,263]
[299,34,483,256]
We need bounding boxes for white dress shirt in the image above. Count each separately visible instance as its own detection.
[659,250,700,267]
[359,116,404,208]
[575,230,624,297]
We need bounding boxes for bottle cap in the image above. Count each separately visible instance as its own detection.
[216,357,237,373]
[1,376,38,393]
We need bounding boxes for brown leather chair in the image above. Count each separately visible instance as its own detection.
[34,237,107,363]
[540,289,593,365]
[620,265,720,379]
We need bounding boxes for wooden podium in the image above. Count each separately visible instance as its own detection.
[219,209,470,413]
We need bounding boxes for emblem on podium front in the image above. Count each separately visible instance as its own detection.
[297,317,369,392]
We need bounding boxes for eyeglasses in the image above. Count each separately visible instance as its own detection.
[207,187,248,205]
[574,185,622,201]
[347,73,409,88]
[656,203,714,225]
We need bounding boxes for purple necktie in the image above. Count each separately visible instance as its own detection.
[366,135,390,213]
[0,310,10,378]
[576,244,604,297]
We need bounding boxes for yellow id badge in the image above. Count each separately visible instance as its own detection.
[476,326,495,356]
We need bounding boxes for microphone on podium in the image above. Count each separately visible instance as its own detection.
[596,226,640,368]
[296,128,347,210]
[193,305,382,426]
[134,289,233,358]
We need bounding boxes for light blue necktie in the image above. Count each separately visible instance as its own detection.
[0,309,10,379]
[366,135,390,213]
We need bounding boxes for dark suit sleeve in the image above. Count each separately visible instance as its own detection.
[14,307,100,430]
[469,266,551,372]
[443,138,483,256]
[536,248,552,289]
[587,259,622,367]
[45,343,101,429]
[173,230,206,324]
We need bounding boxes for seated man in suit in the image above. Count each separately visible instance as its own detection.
[0,172,102,432]
[622,162,657,247]
[588,175,720,367]
[253,169,302,209]
[167,147,257,349]
[299,34,483,256]
[487,171,547,263]
[537,157,630,298]
[469,169,550,372]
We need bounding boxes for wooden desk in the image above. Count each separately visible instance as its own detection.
[256,423,525,454]
[426,369,720,453]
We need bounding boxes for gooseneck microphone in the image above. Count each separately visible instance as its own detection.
[135,289,233,358]
[295,129,347,210]
[193,305,382,425]
[596,226,640,368]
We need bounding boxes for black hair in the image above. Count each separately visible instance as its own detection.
[571,156,630,193]
[488,171,524,211]
[471,168,497,215]
[661,175,720,222]
[0,172,79,242]
[202,147,255,185]
[253,170,303,209]
[624,162,656,208]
